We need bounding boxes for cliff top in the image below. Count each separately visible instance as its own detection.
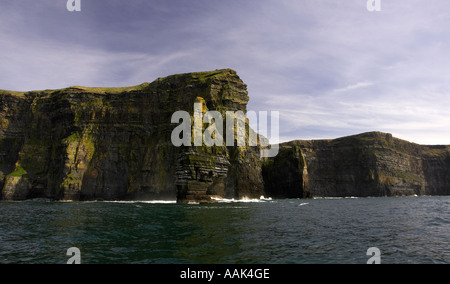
[0,89,26,97]
[156,68,239,83]
[0,68,239,97]
[285,131,450,156]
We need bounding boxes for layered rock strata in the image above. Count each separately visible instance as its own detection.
[2,70,450,201]
[268,132,450,197]
[0,69,266,203]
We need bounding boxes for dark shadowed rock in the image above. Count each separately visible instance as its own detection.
[274,132,450,197]
[262,145,311,198]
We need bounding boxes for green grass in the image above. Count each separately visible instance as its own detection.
[0,90,26,97]
[421,145,450,157]
[64,132,82,143]
[7,166,27,177]
[1,69,236,98]
[1,83,150,98]
[71,83,151,95]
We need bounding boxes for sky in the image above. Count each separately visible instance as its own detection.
[1,0,450,145]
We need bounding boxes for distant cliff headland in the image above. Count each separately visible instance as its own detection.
[266,132,450,198]
[1,69,449,202]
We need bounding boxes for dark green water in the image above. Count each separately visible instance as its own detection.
[0,196,449,264]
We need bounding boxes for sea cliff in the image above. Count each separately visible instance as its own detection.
[0,69,265,203]
[266,132,450,197]
[1,70,449,201]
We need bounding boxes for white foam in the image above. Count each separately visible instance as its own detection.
[210,196,273,203]
[103,200,177,204]
[313,196,359,200]
[140,200,177,204]
[313,197,343,200]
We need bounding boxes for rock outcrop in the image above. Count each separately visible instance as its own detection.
[267,132,450,197]
[0,69,266,202]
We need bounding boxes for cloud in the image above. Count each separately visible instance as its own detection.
[0,30,197,91]
[333,82,374,93]
[1,0,450,145]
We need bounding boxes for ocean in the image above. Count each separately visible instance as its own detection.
[0,196,449,264]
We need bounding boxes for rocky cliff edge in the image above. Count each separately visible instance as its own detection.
[0,69,266,202]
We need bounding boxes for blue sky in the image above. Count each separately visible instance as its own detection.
[1,0,450,144]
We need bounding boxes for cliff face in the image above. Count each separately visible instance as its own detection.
[270,132,450,197]
[2,70,450,201]
[0,69,266,202]
[262,145,311,198]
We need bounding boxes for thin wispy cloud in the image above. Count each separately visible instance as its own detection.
[333,82,374,93]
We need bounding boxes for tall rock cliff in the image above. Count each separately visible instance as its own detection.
[267,132,450,197]
[2,70,450,201]
[0,69,266,202]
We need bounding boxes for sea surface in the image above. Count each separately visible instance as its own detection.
[0,196,449,264]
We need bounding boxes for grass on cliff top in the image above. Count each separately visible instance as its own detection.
[1,69,237,96]
[0,90,26,97]
[67,69,235,93]
[159,69,237,83]
[421,145,450,157]
[66,69,236,93]
[63,82,152,95]
[0,84,151,97]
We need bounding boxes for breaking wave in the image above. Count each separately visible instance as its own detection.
[211,196,273,203]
